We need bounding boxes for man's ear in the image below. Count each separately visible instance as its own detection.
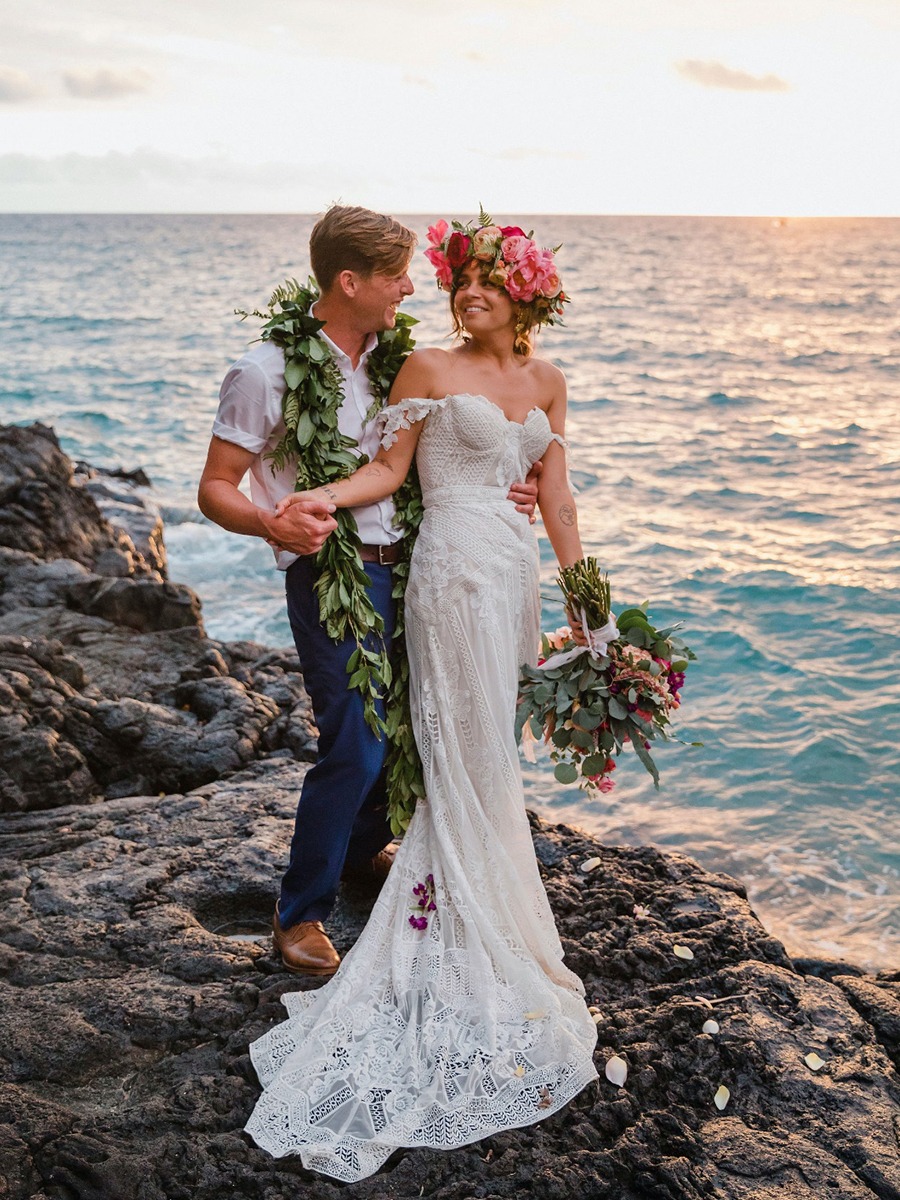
[337,269,358,298]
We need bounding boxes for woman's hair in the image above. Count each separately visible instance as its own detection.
[449,262,538,358]
[310,205,417,293]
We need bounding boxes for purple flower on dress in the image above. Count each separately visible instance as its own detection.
[409,873,437,931]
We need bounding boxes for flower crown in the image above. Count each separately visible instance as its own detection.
[424,207,568,328]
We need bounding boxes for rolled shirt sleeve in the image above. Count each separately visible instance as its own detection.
[212,347,286,454]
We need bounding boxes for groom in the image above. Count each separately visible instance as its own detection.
[199,205,538,976]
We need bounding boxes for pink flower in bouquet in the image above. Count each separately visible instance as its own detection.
[472,226,502,259]
[499,225,527,238]
[597,778,615,793]
[424,245,453,288]
[446,231,472,268]
[426,219,449,246]
[545,626,572,651]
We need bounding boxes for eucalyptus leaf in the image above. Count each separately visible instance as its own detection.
[554,762,579,784]
[582,753,607,776]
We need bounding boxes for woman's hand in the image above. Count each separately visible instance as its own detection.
[274,489,333,518]
[566,608,589,647]
[263,492,337,555]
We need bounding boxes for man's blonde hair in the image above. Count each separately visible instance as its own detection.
[310,205,417,292]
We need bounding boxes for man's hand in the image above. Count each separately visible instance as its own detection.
[508,459,542,524]
[264,495,337,556]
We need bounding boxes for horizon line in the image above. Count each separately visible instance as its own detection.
[2,210,899,220]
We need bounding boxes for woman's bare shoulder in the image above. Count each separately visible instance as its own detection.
[529,355,567,394]
[389,346,452,399]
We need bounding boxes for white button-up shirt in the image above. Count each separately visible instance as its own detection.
[212,327,400,570]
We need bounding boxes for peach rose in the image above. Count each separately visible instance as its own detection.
[472,226,503,260]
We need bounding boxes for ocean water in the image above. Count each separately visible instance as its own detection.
[1,213,897,971]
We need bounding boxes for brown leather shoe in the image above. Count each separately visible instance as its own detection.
[273,906,340,976]
[341,842,398,885]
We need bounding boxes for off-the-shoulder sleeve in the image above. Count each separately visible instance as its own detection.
[374,397,447,449]
[548,432,568,450]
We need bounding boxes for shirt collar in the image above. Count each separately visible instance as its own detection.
[310,306,378,368]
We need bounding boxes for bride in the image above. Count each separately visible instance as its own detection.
[244,216,599,1181]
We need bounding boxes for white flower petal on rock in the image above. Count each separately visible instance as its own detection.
[605,1055,628,1087]
[633,903,650,919]
[581,857,602,873]
[673,944,695,960]
[702,1019,720,1034]
[714,1085,730,1111]
[804,1052,826,1071]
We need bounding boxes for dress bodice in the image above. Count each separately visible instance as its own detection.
[376,393,564,501]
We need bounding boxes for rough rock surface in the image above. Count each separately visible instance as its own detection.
[1,769,898,1200]
[1,423,898,1198]
[0,425,315,813]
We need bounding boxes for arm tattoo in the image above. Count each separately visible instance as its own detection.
[322,485,338,500]
[559,504,575,527]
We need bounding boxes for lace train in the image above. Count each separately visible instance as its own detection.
[245,395,598,1181]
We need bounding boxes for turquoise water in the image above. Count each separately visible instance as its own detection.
[1,213,897,970]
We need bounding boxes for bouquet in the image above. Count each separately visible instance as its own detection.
[515,559,697,792]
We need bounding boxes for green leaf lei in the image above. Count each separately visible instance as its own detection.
[237,278,424,834]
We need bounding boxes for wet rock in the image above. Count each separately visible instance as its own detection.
[65,575,204,633]
[0,424,118,567]
[74,462,167,577]
[0,425,315,812]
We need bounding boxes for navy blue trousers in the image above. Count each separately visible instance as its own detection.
[279,554,396,927]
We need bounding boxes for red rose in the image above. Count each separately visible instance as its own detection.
[499,225,526,238]
[446,231,472,268]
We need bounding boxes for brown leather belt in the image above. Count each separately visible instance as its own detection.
[359,542,404,565]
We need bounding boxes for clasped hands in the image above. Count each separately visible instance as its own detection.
[264,462,543,556]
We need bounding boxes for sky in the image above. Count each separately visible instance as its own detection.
[1,0,899,216]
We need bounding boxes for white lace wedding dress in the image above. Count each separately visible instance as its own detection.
[245,393,599,1181]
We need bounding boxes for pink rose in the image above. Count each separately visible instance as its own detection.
[426,219,449,246]
[506,250,542,302]
[500,234,531,263]
[534,249,561,297]
[499,225,527,238]
[424,245,453,287]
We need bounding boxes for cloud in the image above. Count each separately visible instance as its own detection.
[0,65,41,103]
[0,148,352,212]
[675,60,790,93]
[62,67,152,99]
